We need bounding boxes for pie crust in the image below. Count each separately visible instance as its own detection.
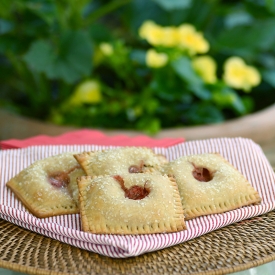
[6,152,85,218]
[161,153,262,220]
[74,147,168,176]
[77,173,186,234]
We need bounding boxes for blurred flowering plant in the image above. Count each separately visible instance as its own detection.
[0,0,273,134]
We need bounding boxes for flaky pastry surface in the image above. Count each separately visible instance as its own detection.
[74,147,167,176]
[6,152,85,218]
[77,173,186,235]
[161,153,261,220]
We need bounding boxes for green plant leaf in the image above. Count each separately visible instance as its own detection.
[89,23,113,42]
[184,103,224,125]
[123,0,165,31]
[58,30,93,76]
[130,50,146,65]
[265,0,275,13]
[263,69,275,88]
[47,61,83,83]
[23,30,93,83]
[193,87,212,100]
[172,57,201,85]
[0,19,14,34]
[225,10,253,28]
[213,87,246,115]
[152,0,191,11]
[215,18,275,52]
[137,117,161,135]
[171,57,211,100]
[0,0,13,18]
[23,40,55,72]
[0,36,22,54]
[25,1,56,25]
[231,95,247,115]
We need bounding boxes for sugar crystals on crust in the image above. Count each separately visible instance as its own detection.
[74,147,168,176]
[6,152,85,218]
[161,153,261,220]
[77,173,186,235]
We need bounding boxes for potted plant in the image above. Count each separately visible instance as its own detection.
[1,0,275,143]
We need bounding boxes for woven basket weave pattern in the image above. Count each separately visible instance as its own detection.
[1,210,275,275]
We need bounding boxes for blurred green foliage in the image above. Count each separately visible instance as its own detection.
[0,0,275,134]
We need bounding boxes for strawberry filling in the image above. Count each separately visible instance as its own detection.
[48,165,81,188]
[113,175,150,200]
[192,165,213,182]
[128,160,144,173]
[48,172,70,188]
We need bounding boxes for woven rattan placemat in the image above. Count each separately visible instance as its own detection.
[1,210,275,275]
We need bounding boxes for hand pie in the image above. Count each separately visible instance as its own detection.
[77,173,186,235]
[161,153,261,220]
[74,147,168,176]
[67,167,87,206]
[6,152,85,218]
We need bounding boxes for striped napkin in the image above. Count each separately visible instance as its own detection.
[1,137,275,258]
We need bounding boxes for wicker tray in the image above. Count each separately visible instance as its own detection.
[1,209,275,275]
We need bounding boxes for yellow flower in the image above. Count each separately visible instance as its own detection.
[139,21,209,52]
[223,57,261,92]
[139,20,155,38]
[69,80,102,105]
[192,55,217,84]
[99,42,114,56]
[158,26,179,47]
[138,20,165,46]
[146,49,168,68]
[177,24,209,55]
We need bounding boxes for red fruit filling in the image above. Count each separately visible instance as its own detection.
[48,165,81,188]
[113,175,150,200]
[192,165,213,182]
[48,172,70,188]
[128,160,144,173]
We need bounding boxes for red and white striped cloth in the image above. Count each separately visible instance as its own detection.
[0,137,275,258]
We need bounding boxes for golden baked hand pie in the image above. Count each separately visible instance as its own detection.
[6,152,85,218]
[67,167,87,206]
[161,153,261,220]
[74,147,167,176]
[77,173,186,234]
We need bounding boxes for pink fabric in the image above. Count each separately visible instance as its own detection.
[0,129,185,149]
[1,138,275,258]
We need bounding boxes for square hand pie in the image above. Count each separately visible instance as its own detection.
[6,152,85,218]
[161,153,261,220]
[74,147,167,177]
[77,173,186,235]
